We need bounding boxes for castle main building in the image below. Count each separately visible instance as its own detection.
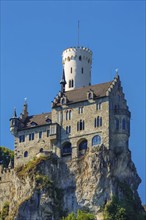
[10,47,130,167]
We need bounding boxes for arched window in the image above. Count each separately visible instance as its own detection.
[39,131,42,139]
[40,148,43,153]
[71,67,72,73]
[94,118,96,128]
[78,106,84,114]
[122,118,126,130]
[79,55,82,61]
[66,110,72,120]
[97,103,101,110]
[115,118,119,130]
[81,67,83,74]
[77,120,85,131]
[94,116,102,127]
[61,98,65,105]
[24,151,28,157]
[97,116,100,127]
[79,140,87,156]
[92,135,101,146]
[100,117,102,126]
[69,80,74,88]
[62,142,72,157]
[66,111,69,120]
[88,92,92,99]
[77,121,80,131]
[69,110,72,120]
[69,80,71,88]
[66,126,71,134]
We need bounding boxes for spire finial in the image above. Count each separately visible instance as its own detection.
[78,20,80,46]
[60,69,66,93]
[24,97,27,104]
[115,68,119,75]
[13,107,17,118]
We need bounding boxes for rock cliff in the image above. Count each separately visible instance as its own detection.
[0,145,145,220]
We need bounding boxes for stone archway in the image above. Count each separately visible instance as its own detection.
[77,138,88,157]
[61,142,72,157]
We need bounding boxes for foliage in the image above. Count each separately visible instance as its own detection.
[103,196,146,220]
[35,174,52,190]
[103,197,127,220]
[15,156,48,177]
[0,146,14,168]
[0,202,9,220]
[62,210,96,220]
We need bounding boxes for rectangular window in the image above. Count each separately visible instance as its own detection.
[39,131,42,139]
[50,125,56,135]
[47,130,50,137]
[29,133,34,141]
[19,135,25,143]
[66,126,71,134]
[77,120,85,131]
[97,103,101,110]
[78,107,84,114]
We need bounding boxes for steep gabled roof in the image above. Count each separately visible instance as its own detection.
[54,81,112,107]
[23,112,52,129]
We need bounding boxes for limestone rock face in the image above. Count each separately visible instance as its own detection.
[1,146,144,220]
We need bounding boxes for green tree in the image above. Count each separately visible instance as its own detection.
[62,212,76,220]
[62,210,95,220]
[0,146,14,168]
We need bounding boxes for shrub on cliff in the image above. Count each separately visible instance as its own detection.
[103,196,146,220]
[62,210,96,220]
[0,202,9,220]
[0,146,14,168]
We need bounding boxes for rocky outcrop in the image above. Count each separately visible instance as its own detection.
[0,145,145,219]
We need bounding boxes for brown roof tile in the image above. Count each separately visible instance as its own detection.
[24,112,52,128]
[57,81,112,106]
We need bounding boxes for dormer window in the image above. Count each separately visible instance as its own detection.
[46,118,52,124]
[87,90,94,100]
[61,96,67,105]
[30,122,37,127]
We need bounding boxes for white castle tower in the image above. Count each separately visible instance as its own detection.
[62,47,92,91]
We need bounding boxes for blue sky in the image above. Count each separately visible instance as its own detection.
[0,1,145,203]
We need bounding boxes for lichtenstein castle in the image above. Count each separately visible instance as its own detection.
[10,47,130,168]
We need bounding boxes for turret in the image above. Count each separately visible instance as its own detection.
[10,108,19,135]
[62,47,92,91]
[20,98,28,122]
[60,69,66,93]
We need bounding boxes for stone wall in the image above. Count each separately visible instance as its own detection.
[14,124,58,167]
[52,96,110,158]
[0,167,15,210]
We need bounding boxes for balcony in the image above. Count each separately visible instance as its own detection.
[49,123,59,140]
[113,109,131,117]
